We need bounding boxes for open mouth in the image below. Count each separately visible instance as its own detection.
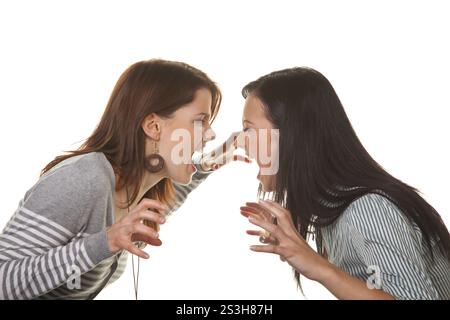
[189,164,197,172]
[187,148,200,173]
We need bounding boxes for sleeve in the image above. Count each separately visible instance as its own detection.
[344,194,440,300]
[0,164,114,300]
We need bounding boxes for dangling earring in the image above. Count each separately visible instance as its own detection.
[145,140,165,173]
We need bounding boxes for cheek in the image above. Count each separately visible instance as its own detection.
[248,129,273,167]
[161,124,196,163]
[158,133,175,158]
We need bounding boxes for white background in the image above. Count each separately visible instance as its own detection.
[0,0,449,300]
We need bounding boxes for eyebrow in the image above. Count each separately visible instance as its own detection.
[195,112,211,119]
[242,119,254,125]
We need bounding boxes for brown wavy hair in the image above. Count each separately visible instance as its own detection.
[42,59,222,209]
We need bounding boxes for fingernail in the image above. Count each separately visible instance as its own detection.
[144,253,149,259]
[250,246,256,250]
[160,218,165,223]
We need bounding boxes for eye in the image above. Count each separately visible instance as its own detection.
[243,127,250,132]
[194,118,206,125]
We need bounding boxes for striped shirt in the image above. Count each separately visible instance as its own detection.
[0,152,211,299]
[321,193,450,299]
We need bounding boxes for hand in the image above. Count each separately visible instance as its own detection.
[240,202,280,250]
[200,131,251,171]
[241,200,331,282]
[107,198,168,259]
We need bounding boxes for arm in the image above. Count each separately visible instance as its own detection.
[246,209,392,299]
[169,148,250,213]
[0,166,114,299]
[317,262,395,299]
[242,197,438,300]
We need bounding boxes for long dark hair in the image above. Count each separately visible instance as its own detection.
[242,67,450,288]
[42,59,222,208]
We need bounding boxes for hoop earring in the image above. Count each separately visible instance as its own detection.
[145,141,165,173]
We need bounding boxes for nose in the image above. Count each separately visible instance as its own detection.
[203,127,216,144]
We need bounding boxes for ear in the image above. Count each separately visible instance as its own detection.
[141,113,162,141]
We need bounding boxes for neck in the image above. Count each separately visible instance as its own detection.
[115,169,167,210]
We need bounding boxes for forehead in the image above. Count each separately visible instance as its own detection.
[179,88,212,115]
[243,94,267,120]
[192,87,212,110]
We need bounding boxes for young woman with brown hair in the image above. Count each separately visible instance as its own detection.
[0,59,246,299]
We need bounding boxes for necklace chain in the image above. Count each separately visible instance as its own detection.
[126,187,140,300]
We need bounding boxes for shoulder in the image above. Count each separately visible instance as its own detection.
[338,193,416,242]
[42,152,114,194]
[18,152,115,233]
[26,152,115,205]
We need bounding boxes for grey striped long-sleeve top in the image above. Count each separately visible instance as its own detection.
[0,151,211,299]
[321,193,450,299]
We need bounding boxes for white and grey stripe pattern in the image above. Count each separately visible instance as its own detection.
[321,193,450,300]
[0,152,212,299]
[0,207,98,299]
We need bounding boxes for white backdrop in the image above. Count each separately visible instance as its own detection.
[0,0,449,300]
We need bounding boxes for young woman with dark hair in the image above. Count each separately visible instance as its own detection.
[240,67,450,299]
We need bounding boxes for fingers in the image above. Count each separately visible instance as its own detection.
[232,155,252,164]
[243,201,297,240]
[144,219,161,233]
[249,244,280,255]
[246,229,278,244]
[210,154,251,171]
[259,234,279,245]
[132,209,166,225]
[248,216,280,237]
[135,198,169,214]
[256,201,297,235]
[240,209,251,218]
[246,230,264,236]
[241,210,269,224]
[244,203,294,262]
[132,224,159,239]
[240,206,267,220]
[241,202,272,221]
[126,243,150,259]
[258,200,291,221]
[145,237,163,247]
[225,131,241,147]
[132,234,163,247]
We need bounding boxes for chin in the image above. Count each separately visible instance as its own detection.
[175,175,193,186]
[170,165,196,186]
[260,183,273,193]
[259,177,276,193]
